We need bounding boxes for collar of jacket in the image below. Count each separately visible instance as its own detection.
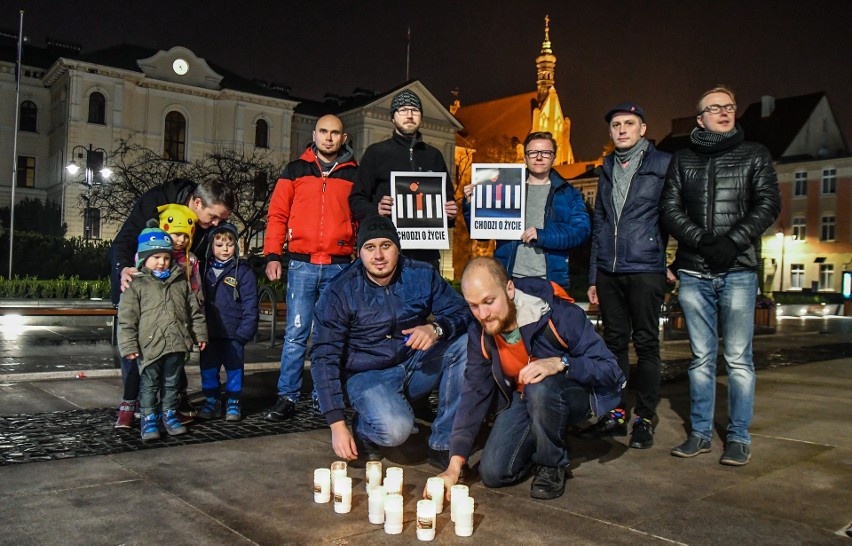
[356,254,409,288]
[689,123,746,157]
[138,263,184,284]
[546,168,570,191]
[392,130,423,149]
[602,140,659,178]
[299,143,357,171]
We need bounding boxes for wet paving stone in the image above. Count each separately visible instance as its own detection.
[0,400,343,466]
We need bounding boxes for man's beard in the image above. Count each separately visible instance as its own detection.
[482,298,517,336]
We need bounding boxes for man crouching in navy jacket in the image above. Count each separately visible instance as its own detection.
[432,257,623,500]
[310,215,472,468]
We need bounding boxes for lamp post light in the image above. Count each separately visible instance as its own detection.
[775,229,787,293]
[66,144,111,240]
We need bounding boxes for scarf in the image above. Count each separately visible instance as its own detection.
[612,137,649,221]
[689,125,744,156]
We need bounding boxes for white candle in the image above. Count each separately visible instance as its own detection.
[454,496,474,537]
[425,477,445,514]
[450,484,469,523]
[330,460,347,495]
[368,485,386,525]
[384,467,403,496]
[313,468,331,503]
[384,494,404,534]
[416,499,436,541]
[366,461,383,489]
[333,476,352,514]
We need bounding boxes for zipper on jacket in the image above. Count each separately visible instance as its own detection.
[706,157,715,233]
[384,285,399,362]
[317,159,339,256]
[491,366,511,416]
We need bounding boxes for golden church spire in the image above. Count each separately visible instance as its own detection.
[536,14,556,106]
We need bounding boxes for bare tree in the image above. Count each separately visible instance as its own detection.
[89,136,283,255]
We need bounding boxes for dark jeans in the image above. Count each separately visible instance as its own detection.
[478,375,590,488]
[138,352,186,416]
[596,271,665,420]
[121,355,188,401]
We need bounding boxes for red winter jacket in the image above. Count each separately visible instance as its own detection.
[263,145,358,264]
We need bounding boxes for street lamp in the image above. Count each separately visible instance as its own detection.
[66,144,111,240]
[775,229,787,292]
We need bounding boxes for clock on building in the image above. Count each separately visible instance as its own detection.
[172,58,189,76]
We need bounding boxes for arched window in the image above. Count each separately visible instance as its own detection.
[19,100,37,132]
[255,119,269,149]
[164,111,187,161]
[88,92,106,124]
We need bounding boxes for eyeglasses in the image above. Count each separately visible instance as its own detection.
[525,150,555,159]
[701,103,737,115]
[396,107,421,116]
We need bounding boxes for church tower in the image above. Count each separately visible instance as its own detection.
[532,15,574,165]
[536,15,556,106]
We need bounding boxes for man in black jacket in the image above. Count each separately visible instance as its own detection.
[661,86,780,466]
[583,102,671,449]
[348,89,457,270]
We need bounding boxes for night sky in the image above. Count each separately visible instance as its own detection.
[4,1,850,160]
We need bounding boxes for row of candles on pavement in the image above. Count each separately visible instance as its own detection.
[314,460,474,539]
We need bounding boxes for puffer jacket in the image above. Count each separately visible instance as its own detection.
[310,255,472,425]
[449,276,623,460]
[589,142,671,284]
[463,169,590,288]
[117,264,207,367]
[660,130,781,273]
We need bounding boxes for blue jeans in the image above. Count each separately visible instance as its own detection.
[678,271,757,445]
[479,376,590,488]
[277,261,346,400]
[344,333,467,451]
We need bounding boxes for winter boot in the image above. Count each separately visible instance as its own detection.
[224,399,242,422]
[140,413,160,441]
[197,396,223,420]
[162,409,188,436]
[115,400,137,429]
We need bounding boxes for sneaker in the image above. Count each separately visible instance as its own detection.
[224,399,241,422]
[263,396,296,421]
[671,435,712,458]
[530,466,570,500]
[114,400,136,429]
[140,414,160,441]
[426,448,450,471]
[577,408,627,438]
[349,434,382,468]
[161,409,188,436]
[197,396,222,420]
[629,417,654,449]
[720,441,751,466]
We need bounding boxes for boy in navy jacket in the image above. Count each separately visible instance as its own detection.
[198,223,258,421]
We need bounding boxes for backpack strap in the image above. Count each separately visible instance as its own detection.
[544,318,569,350]
[480,329,497,360]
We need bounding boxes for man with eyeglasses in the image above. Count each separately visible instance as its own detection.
[581,102,672,449]
[661,85,780,466]
[349,89,457,270]
[462,131,590,290]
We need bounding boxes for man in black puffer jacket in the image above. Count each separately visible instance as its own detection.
[661,86,780,467]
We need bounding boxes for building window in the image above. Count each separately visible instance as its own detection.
[255,119,269,149]
[163,111,187,161]
[819,264,834,291]
[793,171,807,197]
[792,216,806,241]
[16,156,36,187]
[88,92,106,124]
[85,208,101,240]
[790,264,804,289]
[19,100,38,132]
[820,215,835,242]
[821,168,836,194]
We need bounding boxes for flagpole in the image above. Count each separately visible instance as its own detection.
[405,25,411,81]
[8,10,24,279]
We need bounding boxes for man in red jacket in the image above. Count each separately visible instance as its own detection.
[262,114,358,420]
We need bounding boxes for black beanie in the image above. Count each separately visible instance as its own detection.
[390,89,422,116]
[357,216,400,250]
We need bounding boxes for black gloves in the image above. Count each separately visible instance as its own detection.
[698,235,739,272]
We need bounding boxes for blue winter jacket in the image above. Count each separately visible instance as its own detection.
[463,169,590,288]
[202,258,259,344]
[311,256,472,425]
[589,142,672,285]
[448,276,623,460]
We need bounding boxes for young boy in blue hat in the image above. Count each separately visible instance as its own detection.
[117,221,208,440]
